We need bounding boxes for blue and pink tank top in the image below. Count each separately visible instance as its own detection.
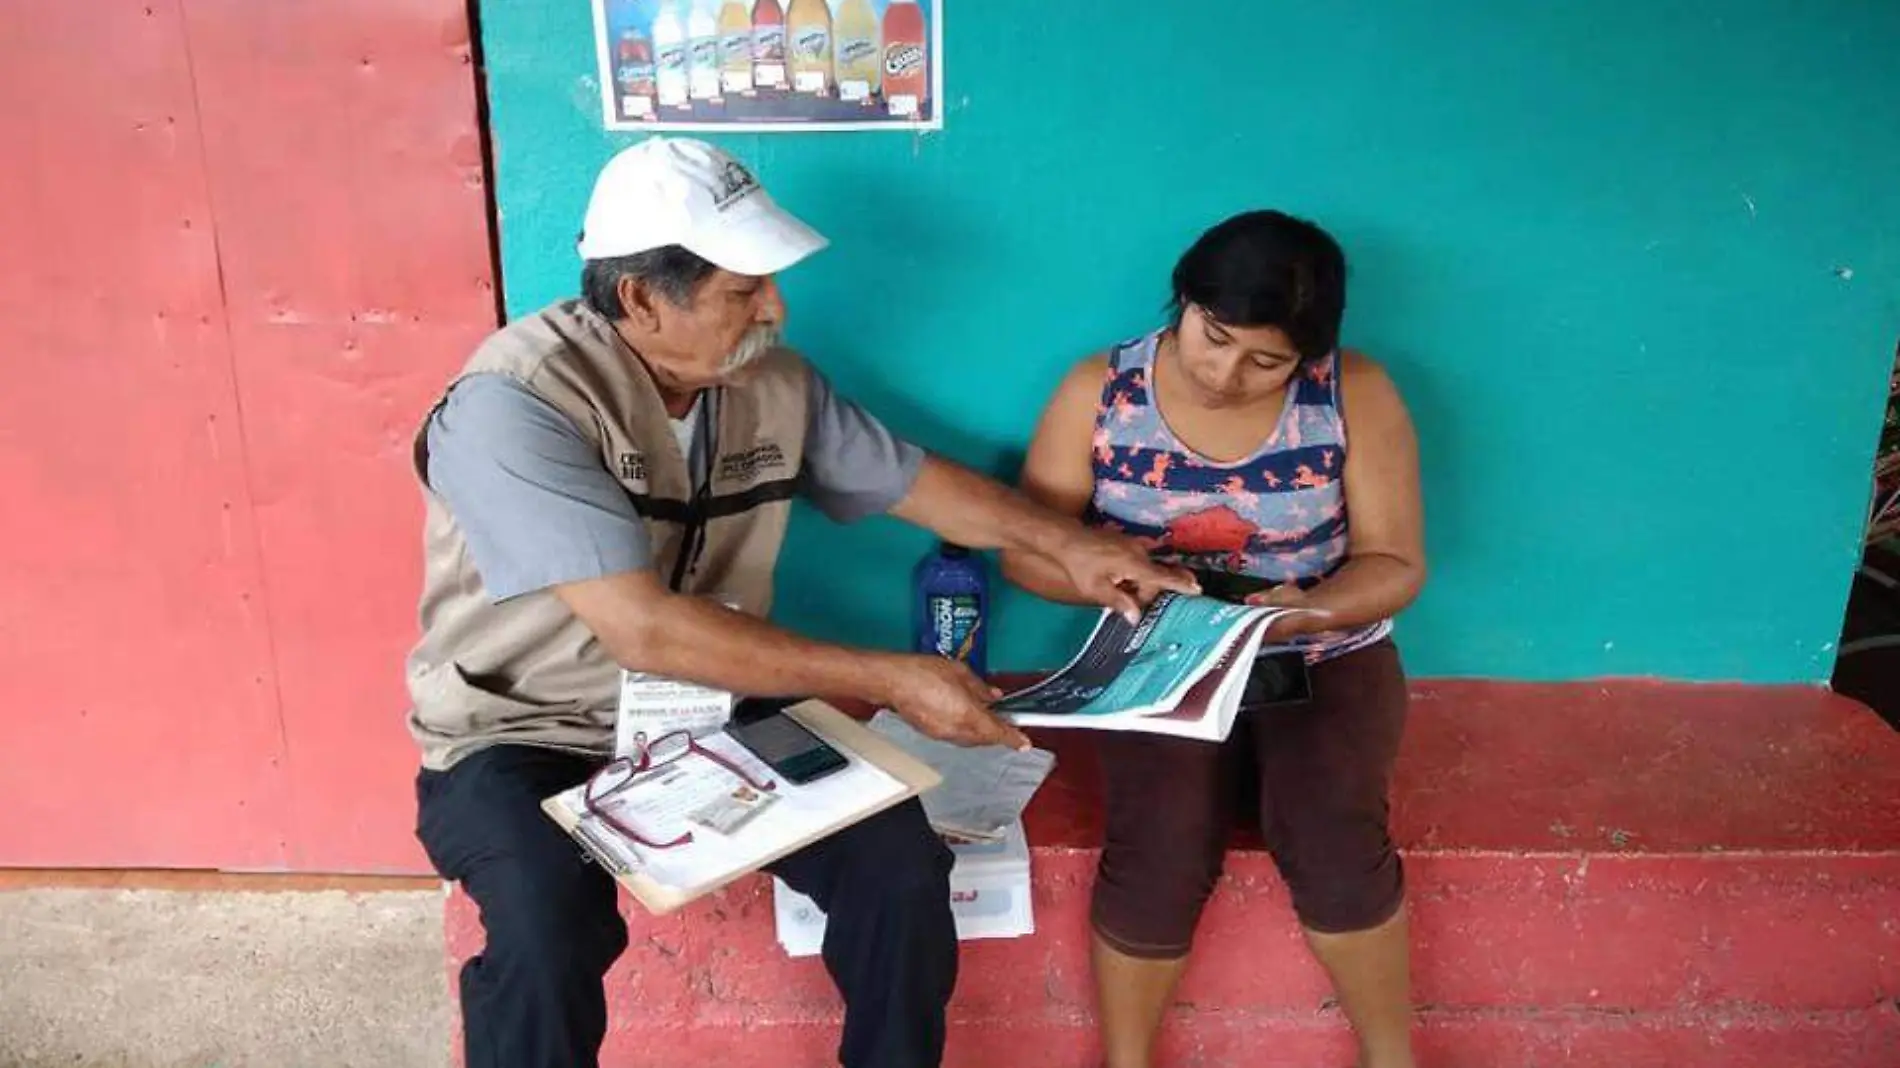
[1082,329,1391,662]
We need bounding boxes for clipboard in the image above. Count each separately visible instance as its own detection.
[541,699,943,915]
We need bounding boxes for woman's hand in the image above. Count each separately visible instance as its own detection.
[1246,583,1335,641]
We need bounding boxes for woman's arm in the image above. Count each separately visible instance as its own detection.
[1250,352,1426,633]
[1000,355,1113,605]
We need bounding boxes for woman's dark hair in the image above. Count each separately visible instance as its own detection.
[1169,210,1347,360]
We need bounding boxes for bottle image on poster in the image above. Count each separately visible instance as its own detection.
[591,0,941,131]
[687,0,722,101]
[833,0,880,103]
[652,1,690,109]
[787,0,833,96]
[612,13,657,120]
[716,0,754,95]
[752,0,788,91]
[880,0,927,118]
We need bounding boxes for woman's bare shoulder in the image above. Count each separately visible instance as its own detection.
[1070,350,1113,381]
[1336,350,1412,427]
[1045,351,1113,406]
[1338,348,1388,380]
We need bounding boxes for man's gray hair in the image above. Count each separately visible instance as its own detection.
[580,244,720,318]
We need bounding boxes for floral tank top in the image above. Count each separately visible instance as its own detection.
[1082,329,1391,662]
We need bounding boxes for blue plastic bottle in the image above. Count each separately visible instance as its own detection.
[913,542,988,676]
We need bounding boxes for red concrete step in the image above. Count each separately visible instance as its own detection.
[444,681,1900,1066]
[574,1006,1899,1068]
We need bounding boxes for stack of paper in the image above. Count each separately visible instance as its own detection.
[774,819,1034,958]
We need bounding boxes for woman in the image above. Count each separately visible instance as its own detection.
[1003,211,1425,1068]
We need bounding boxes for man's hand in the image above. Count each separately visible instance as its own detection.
[891,456,1198,622]
[1044,528,1200,623]
[878,655,1030,750]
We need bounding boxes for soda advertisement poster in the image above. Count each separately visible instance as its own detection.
[592,0,943,132]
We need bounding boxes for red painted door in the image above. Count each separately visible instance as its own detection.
[0,0,497,873]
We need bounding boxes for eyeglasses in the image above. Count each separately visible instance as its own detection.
[581,730,776,850]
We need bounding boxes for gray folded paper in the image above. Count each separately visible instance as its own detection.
[868,710,1056,842]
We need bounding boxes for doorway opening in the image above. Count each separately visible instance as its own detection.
[1831,339,1900,730]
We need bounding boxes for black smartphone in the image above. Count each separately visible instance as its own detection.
[1240,649,1313,710]
[726,697,850,785]
[1188,566,1277,605]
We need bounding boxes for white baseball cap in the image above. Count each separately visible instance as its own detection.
[576,137,828,276]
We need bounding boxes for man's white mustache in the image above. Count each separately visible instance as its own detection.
[722,325,781,373]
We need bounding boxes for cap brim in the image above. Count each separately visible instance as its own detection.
[685,195,829,277]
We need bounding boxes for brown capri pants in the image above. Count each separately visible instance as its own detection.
[1091,641,1408,958]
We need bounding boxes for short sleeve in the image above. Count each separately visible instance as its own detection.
[424,374,652,600]
[798,369,925,523]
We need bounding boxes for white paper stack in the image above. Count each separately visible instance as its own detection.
[773,820,1034,958]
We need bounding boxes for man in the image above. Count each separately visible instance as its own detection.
[405,136,1196,1068]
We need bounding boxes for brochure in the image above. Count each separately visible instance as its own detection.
[992,592,1307,742]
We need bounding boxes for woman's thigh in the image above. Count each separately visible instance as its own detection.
[1252,641,1409,934]
[1091,729,1237,958]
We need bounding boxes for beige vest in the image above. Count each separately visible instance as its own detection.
[405,300,811,770]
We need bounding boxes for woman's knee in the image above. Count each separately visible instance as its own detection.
[1278,822,1405,934]
[1092,835,1225,959]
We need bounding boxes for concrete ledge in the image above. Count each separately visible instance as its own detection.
[1015,678,1900,855]
[445,679,1900,1067]
[567,1005,1900,1068]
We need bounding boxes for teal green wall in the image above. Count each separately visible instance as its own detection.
[480,1,1900,683]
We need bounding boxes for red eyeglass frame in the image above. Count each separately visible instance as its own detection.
[581,730,777,850]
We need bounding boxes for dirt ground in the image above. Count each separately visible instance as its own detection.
[0,887,452,1068]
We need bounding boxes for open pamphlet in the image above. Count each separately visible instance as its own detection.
[542,700,941,915]
[992,592,1310,743]
[866,711,1055,843]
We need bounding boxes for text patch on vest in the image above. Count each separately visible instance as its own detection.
[619,451,648,482]
[717,442,791,485]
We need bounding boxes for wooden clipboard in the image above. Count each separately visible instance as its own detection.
[541,699,942,916]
